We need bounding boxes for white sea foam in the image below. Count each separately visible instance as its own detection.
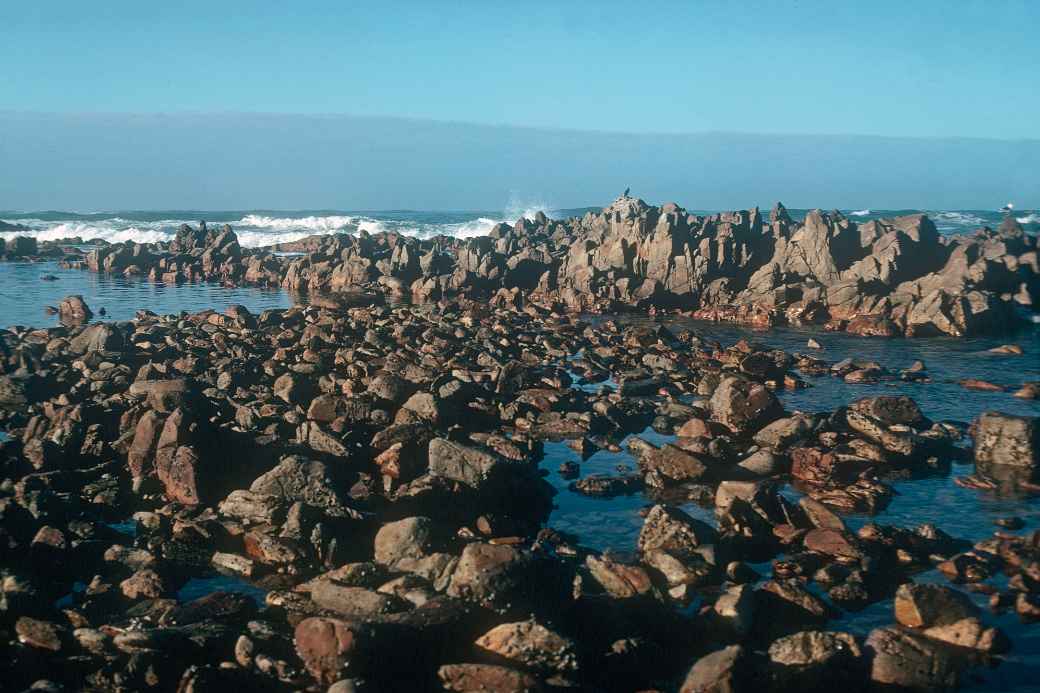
[237,214,360,232]
[932,211,988,227]
[1016,213,1039,224]
[849,209,871,216]
[1,204,556,248]
[0,221,175,244]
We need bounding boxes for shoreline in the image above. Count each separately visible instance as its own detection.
[3,196,1038,339]
[0,295,1037,690]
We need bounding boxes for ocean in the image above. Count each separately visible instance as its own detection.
[1,205,1039,691]
[1,206,1037,249]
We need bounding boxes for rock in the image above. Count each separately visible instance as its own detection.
[637,505,717,555]
[16,617,63,651]
[438,664,541,692]
[709,376,783,432]
[475,619,578,675]
[922,617,1008,653]
[120,568,168,600]
[428,438,520,490]
[893,583,979,628]
[309,583,405,619]
[679,645,749,693]
[866,626,961,691]
[636,443,709,483]
[373,516,433,565]
[768,629,860,667]
[447,543,539,608]
[585,555,655,599]
[57,295,93,323]
[847,395,924,426]
[250,456,354,516]
[69,322,124,353]
[154,407,205,505]
[129,378,193,413]
[753,415,813,450]
[803,528,862,560]
[218,489,284,524]
[973,412,1038,469]
[713,584,755,636]
[960,378,1005,392]
[737,449,782,476]
[294,617,371,685]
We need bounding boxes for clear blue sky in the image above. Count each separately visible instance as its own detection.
[2,0,1036,138]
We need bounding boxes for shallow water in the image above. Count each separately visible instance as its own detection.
[0,260,299,328]
[544,316,1040,691]
[3,261,1039,689]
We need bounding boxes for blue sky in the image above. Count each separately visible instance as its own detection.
[1,1,1037,210]
[2,0,1036,138]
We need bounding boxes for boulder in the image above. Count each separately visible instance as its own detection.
[973,412,1038,469]
[709,376,783,433]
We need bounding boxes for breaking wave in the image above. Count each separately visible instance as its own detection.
[849,209,871,216]
[0,204,553,248]
[1016,213,1039,225]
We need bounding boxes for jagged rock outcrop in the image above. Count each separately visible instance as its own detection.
[58,197,1039,337]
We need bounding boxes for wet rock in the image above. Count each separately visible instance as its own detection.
[57,295,93,324]
[250,456,355,516]
[866,626,961,691]
[679,645,750,693]
[120,568,168,600]
[69,322,124,353]
[635,443,709,484]
[310,583,406,619]
[16,616,64,651]
[709,376,783,433]
[585,555,655,599]
[294,617,372,685]
[638,504,717,555]
[569,473,642,497]
[893,583,979,628]
[373,516,434,566]
[973,412,1038,469]
[713,584,755,636]
[753,414,813,451]
[475,619,579,676]
[438,664,541,692]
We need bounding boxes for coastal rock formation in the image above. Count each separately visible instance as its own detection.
[0,294,1034,689]
[39,197,1040,337]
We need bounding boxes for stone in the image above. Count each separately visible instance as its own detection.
[373,516,433,565]
[753,415,813,450]
[309,583,404,619]
[768,629,860,667]
[709,376,783,432]
[475,619,578,675]
[638,505,717,555]
[585,555,655,599]
[120,568,168,600]
[866,626,961,691]
[16,617,63,651]
[294,617,371,685]
[973,412,1038,468]
[679,645,748,693]
[57,295,93,323]
[438,664,541,692]
[893,583,979,628]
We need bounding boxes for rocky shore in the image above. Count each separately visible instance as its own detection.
[0,294,1037,691]
[5,196,1039,337]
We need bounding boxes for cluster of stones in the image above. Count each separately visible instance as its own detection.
[0,297,1037,691]
[8,196,1037,338]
